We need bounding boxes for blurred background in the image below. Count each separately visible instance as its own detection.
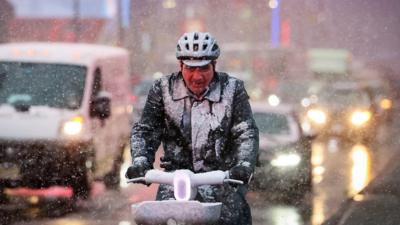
[1,0,399,77]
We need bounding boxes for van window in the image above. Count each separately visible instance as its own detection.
[0,62,86,109]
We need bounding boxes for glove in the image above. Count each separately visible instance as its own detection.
[160,156,173,170]
[125,164,147,179]
[229,165,253,184]
[125,164,150,186]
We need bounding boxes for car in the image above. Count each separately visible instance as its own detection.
[0,43,132,202]
[322,154,400,225]
[301,81,377,143]
[266,78,314,109]
[251,102,313,199]
[359,78,394,125]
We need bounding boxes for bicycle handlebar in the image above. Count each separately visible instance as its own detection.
[127,169,244,186]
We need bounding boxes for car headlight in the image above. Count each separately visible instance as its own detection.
[380,98,392,110]
[307,109,327,124]
[271,153,301,167]
[268,94,280,106]
[350,111,371,126]
[62,116,83,136]
[301,98,311,107]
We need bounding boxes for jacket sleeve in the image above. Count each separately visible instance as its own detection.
[130,79,165,169]
[230,80,259,172]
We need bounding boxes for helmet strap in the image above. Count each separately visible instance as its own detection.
[211,60,217,72]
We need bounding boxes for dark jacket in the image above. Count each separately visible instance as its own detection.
[130,71,259,224]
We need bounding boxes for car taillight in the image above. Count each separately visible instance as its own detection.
[130,95,138,103]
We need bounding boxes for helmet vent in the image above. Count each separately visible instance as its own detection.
[176,32,220,60]
[212,44,219,51]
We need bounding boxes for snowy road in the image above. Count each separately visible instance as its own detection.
[2,122,399,225]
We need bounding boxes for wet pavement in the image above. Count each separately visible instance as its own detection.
[2,121,399,225]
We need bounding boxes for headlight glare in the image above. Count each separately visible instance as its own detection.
[307,109,327,124]
[350,111,371,126]
[380,98,392,110]
[62,116,83,136]
[268,94,280,107]
[271,153,301,167]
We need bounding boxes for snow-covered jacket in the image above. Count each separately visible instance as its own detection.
[130,71,259,174]
[130,71,258,225]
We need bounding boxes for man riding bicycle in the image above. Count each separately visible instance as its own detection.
[126,31,259,225]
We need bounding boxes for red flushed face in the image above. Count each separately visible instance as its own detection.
[181,63,214,97]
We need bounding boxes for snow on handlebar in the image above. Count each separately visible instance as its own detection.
[128,169,244,217]
[126,169,243,186]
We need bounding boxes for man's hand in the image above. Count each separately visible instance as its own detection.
[160,156,173,170]
[229,165,253,184]
[125,164,150,186]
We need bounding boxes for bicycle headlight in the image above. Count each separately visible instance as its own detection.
[173,171,192,201]
[62,116,83,136]
[350,111,371,126]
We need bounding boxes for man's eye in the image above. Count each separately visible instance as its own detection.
[199,65,210,71]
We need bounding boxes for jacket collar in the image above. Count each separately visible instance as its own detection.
[172,72,221,102]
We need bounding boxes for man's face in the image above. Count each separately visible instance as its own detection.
[181,63,214,97]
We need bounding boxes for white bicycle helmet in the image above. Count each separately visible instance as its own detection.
[176,31,220,67]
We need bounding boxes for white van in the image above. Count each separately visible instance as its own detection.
[0,42,132,200]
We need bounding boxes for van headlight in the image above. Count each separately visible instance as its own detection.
[307,109,327,125]
[271,153,301,167]
[62,116,83,136]
[350,111,371,126]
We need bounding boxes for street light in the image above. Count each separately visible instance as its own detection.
[270,0,281,48]
[163,0,176,9]
[269,0,279,9]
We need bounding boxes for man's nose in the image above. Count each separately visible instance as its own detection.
[193,67,203,73]
[192,69,204,78]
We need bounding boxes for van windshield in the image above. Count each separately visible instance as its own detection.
[0,62,86,109]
